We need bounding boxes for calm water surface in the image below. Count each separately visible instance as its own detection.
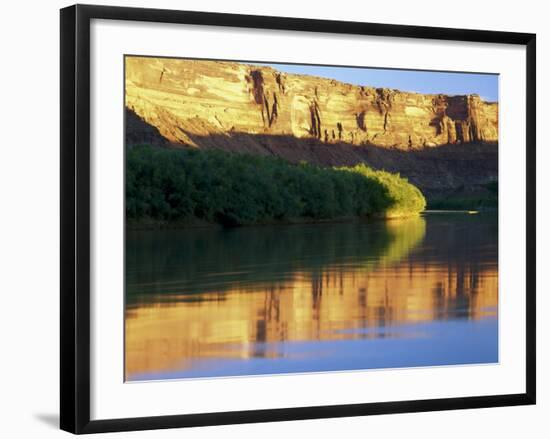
[125,213,498,381]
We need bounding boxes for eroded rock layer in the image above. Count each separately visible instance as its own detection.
[125,57,498,150]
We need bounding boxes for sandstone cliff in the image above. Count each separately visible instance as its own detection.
[125,56,498,200]
[125,57,497,149]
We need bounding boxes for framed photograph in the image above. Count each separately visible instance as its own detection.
[60,4,536,434]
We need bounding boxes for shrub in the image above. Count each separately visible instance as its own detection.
[126,145,426,226]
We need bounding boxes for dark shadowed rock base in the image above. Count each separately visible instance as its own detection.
[126,109,497,203]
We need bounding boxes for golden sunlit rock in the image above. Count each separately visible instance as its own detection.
[125,57,498,150]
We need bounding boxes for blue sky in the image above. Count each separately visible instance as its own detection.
[253,63,498,102]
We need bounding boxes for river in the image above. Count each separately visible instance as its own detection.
[125,213,498,381]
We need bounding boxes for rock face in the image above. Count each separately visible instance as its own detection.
[125,56,498,200]
[125,57,498,150]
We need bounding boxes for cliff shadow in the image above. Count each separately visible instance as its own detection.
[125,108,498,200]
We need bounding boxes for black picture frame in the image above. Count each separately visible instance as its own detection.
[60,4,536,434]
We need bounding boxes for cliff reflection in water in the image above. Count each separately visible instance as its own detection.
[125,214,498,381]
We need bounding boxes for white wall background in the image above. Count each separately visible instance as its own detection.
[0,0,546,437]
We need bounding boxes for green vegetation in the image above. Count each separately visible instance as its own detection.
[126,145,426,227]
[428,181,498,210]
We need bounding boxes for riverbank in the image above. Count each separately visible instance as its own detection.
[427,181,498,210]
[127,213,428,231]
